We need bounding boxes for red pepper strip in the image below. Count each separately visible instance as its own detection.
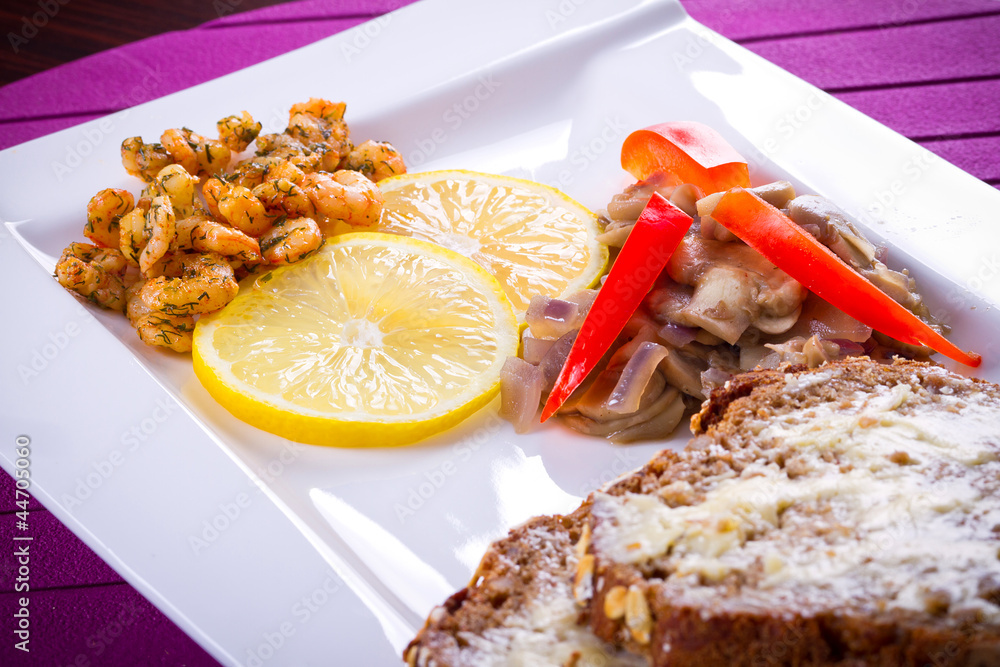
[621,121,750,195]
[540,193,693,422]
[711,188,981,368]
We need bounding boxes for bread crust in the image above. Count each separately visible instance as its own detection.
[405,512,582,657]
[404,508,646,667]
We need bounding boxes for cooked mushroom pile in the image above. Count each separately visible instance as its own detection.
[500,174,942,443]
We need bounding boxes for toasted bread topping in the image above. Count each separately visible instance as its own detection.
[593,365,1000,623]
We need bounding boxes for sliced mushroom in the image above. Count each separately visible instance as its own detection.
[786,195,877,270]
[605,172,679,223]
[755,274,807,334]
[668,183,703,218]
[645,278,694,325]
[657,347,709,400]
[755,307,804,335]
[596,221,633,248]
[782,292,872,343]
[666,235,807,343]
[762,335,842,368]
[864,262,930,319]
[695,181,795,243]
[749,180,796,209]
[696,191,724,219]
[696,191,738,243]
[673,265,754,345]
[787,195,936,322]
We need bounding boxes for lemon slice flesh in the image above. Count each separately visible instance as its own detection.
[377,170,608,316]
[193,232,519,447]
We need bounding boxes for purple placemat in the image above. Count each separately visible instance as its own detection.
[0,0,415,150]
[683,0,1000,40]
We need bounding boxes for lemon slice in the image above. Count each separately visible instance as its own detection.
[192,232,519,447]
[376,170,607,316]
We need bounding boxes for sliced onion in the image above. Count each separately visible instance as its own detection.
[739,344,772,371]
[657,322,698,348]
[606,342,670,415]
[608,324,659,369]
[564,288,598,316]
[609,390,686,443]
[499,357,544,434]
[574,364,666,422]
[700,367,732,396]
[525,295,582,339]
[828,338,865,357]
[538,330,577,391]
[573,369,629,421]
[563,386,680,440]
[756,352,782,369]
[861,337,878,355]
[521,330,555,365]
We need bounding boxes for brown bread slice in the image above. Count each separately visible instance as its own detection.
[588,358,1000,666]
[406,358,1000,666]
[403,509,646,666]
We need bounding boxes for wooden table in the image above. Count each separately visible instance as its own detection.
[0,0,298,87]
[1,0,997,664]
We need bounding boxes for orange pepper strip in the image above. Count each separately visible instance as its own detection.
[621,121,750,195]
[711,188,981,368]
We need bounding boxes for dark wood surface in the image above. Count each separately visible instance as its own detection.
[0,0,297,87]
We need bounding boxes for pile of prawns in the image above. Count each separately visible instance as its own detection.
[54,98,406,352]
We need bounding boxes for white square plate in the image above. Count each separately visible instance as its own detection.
[2,0,998,664]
